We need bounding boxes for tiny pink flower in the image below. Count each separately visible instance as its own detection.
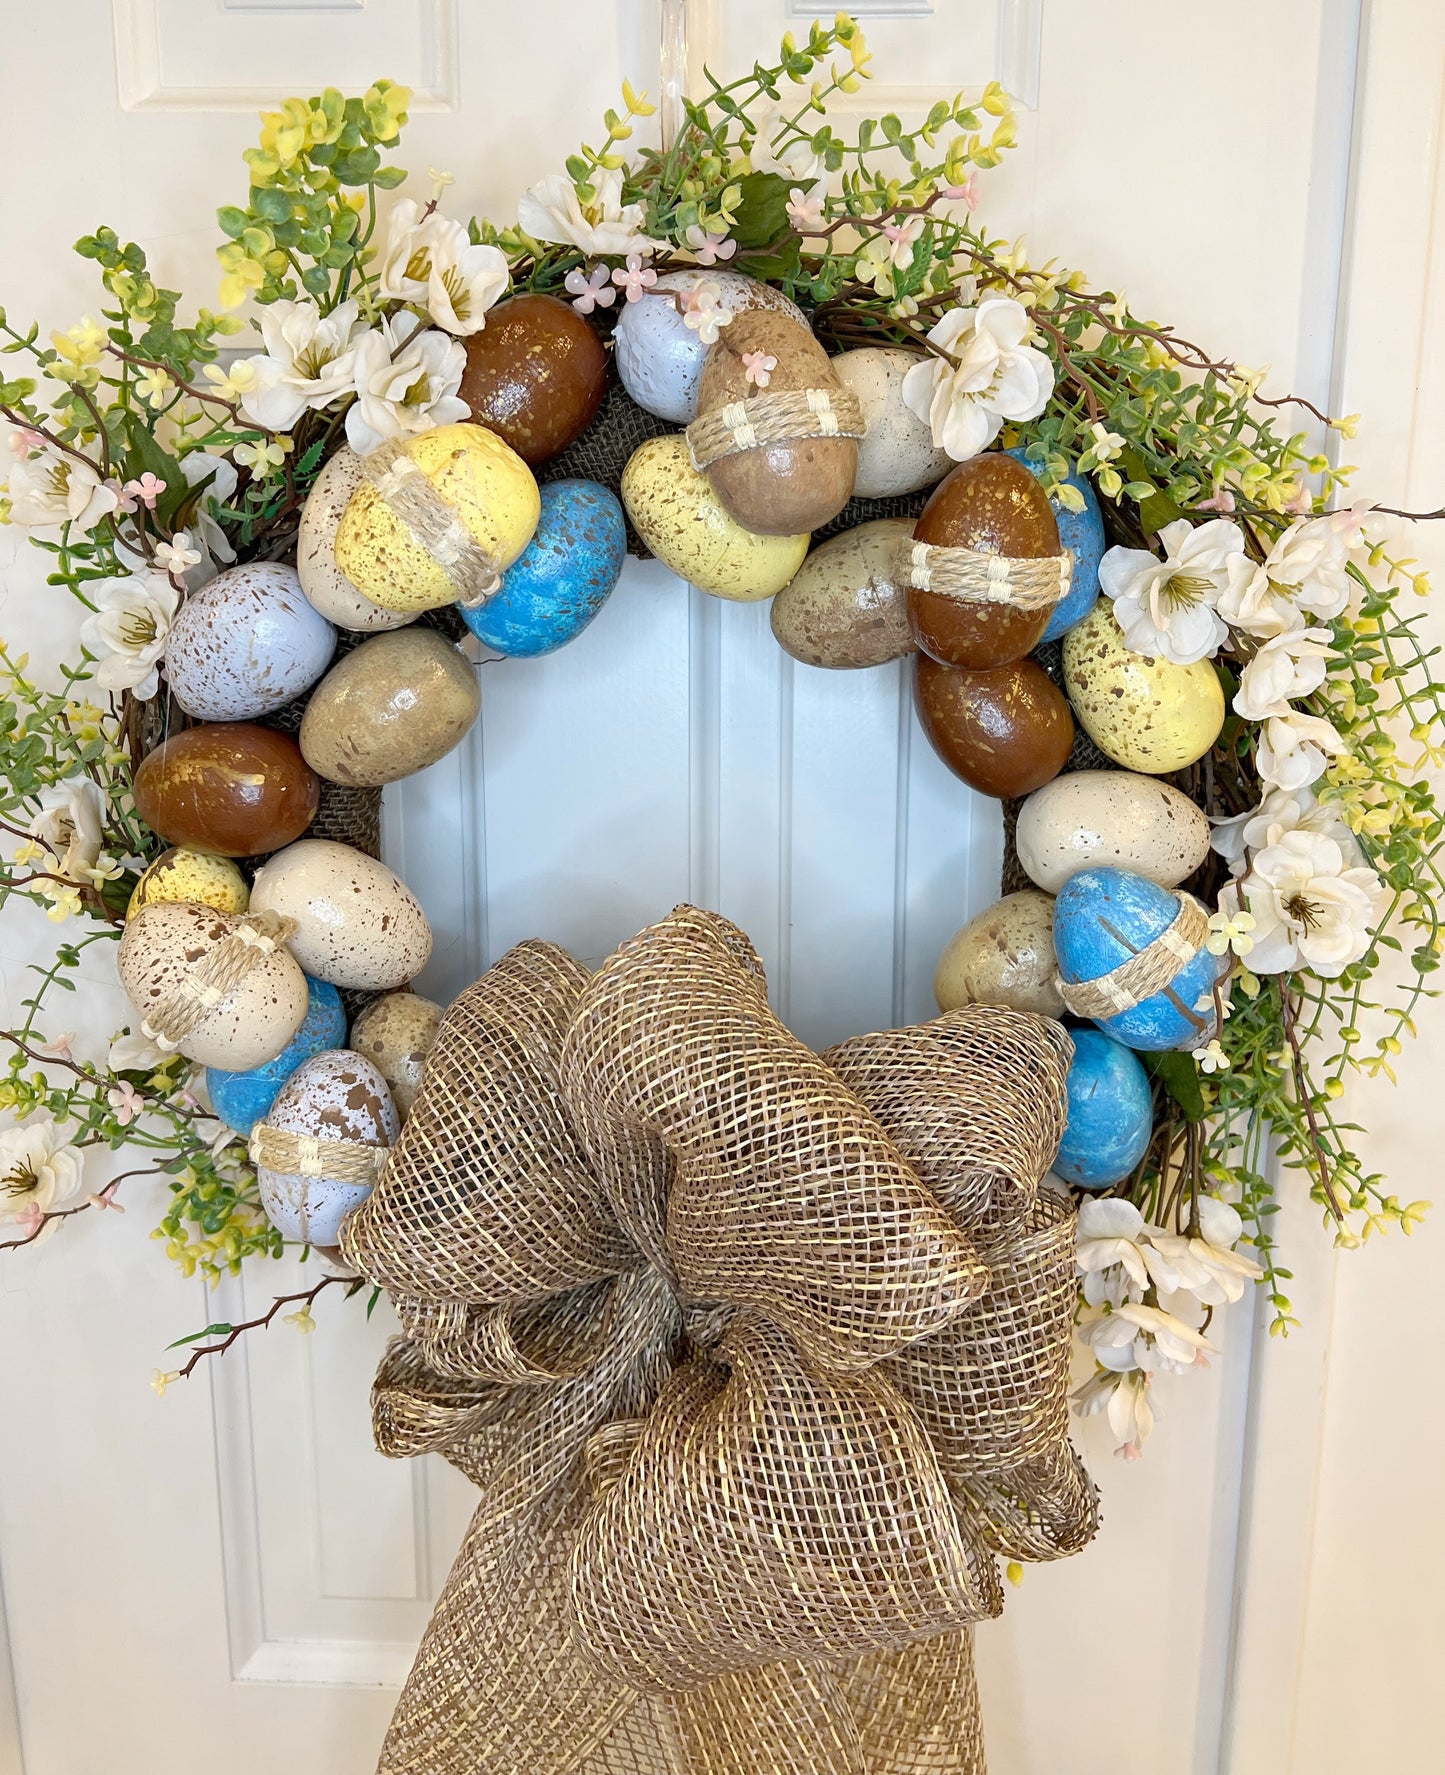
[564,266,617,315]
[36,1033,76,1062]
[685,226,737,266]
[122,472,166,512]
[8,427,48,457]
[786,183,827,234]
[106,1080,145,1127]
[1284,480,1314,516]
[880,216,924,269]
[1197,486,1237,514]
[13,1203,43,1238]
[942,173,980,210]
[611,254,659,303]
[87,1188,125,1214]
[177,1089,202,1113]
[741,351,778,390]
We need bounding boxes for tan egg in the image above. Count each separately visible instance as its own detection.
[1016,769,1211,894]
[300,629,480,787]
[770,519,916,669]
[127,848,249,921]
[297,447,415,632]
[696,311,857,535]
[349,991,443,1118]
[256,1049,398,1245]
[934,891,1064,1019]
[249,839,432,991]
[832,347,952,498]
[1063,602,1226,773]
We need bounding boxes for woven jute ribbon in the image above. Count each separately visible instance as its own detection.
[248,1123,391,1185]
[340,906,1097,1775]
[140,909,297,1052]
[362,438,503,608]
[897,539,1073,613]
[686,386,867,472]
[1057,891,1212,1020]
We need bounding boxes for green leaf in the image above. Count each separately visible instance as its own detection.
[729,172,793,252]
[1145,1050,1207,1123]
[167,1322,233,1350]
[372,165,408,190]
[251,187,291,225]
[216,206,249,240]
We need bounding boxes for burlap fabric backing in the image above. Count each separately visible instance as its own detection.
[341,904,1098,1775]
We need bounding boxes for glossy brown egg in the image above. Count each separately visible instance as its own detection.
[696,310,857,535]
[132,724,320,857]
[909,453,1063,669]
[913,653,1074,800]
[457,294,608,466]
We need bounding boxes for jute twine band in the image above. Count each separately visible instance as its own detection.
[248,1122,391,1185]
[897,538,1073,612]
[140,909,297,1051]
[686,385,867,472]
[361,438,503,608]
[1057,891,1212,1020]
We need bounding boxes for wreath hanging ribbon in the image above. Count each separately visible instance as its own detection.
[341,906,1098,1775]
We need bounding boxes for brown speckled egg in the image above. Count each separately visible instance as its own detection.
[300,628,480,787]
[458,294,608,466]
[249,838,432,990]
[349,991,442,1118]
[696,310,857,535]
[934,889,1064,1018]
[164,561,335,720]
[909,454,1062,670]
[256,1049,399,1245]
[914,653,1074,799]
[297,447,416,632]
[770,519,916,669]
[132,724,320,858]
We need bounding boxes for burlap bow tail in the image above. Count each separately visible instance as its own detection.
[341,907,1099,1775]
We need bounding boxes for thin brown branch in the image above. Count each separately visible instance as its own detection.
[1,1166,158,1252]
[174,1274,347,1380]
[102,346,251,428]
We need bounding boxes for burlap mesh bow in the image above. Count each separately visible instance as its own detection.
[341,906,1099,1775]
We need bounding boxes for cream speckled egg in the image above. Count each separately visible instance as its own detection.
[249,839,432,990]
[164,562,335,720]
[349,991,442,1118]
[1063,602,1226,774]
[934,890,1064,1019]
[832,347,952,498]
[771,518,916,668]
[256,1049,398,1245]
[1017,770,1211,894]
[621,435,809,601]
[126,847,249,921]
[117,901,309,1069]
[297,447,416,632]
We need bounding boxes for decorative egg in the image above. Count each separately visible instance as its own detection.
[933,889,1064,1018]
[117,902,309,1070]
[297,447,416,632]
[1063,602,1225,774]
[1006,447,1106,642]
[832,347,952,498]
[1053,867,1231,1051]
[299,628,480,786]
[770,518,916,669]
[913,654,1075,799]
[127,847,249,921]
[249,838,432,990]
[459,478,625,658]
[349,991,442,1118]
[205,975,347,1136]
[1016,770,1211,895]
[132,724,320,858]
[908,453,1062,671]
[695,310,858,535]
[1052,1028,1154,1190]
[457,294,609,465]
[621,435,809,601]
[163,562,335,720]
[334,423,541,613]
[255,1050,398,1245]
[613,271,806,423]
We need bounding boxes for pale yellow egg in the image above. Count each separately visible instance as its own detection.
[1062,602,1225,774]
[126,847,250,922]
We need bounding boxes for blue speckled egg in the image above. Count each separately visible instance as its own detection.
[206,975,346,1135]
[1007,447,1105,642]
[459,479,625,657]
[1053,867,1230,1051]
[1054,1029,1154,1189]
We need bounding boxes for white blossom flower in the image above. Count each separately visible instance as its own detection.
[3,448,118,534]
[0,1112,84,1230]
[154,530,203,580]
[1099,519,1254,665]
[1075,1197,1151,1306]
[747,103,825,182]
[516,168,660,258]
[345,314,467,457]
[1219,508,1369,638]
[236,299,366,431]
[1233,626,1335,721]
[900,296,1054,462]
[108,1030,172,1074]
[1210,785,1362,875]
[376,199,509,335]
[679,280,734,345]
[1143,1198,1264,1308]
[684,225,736,266]
[27,780,113,886]
[177,451,238,569]
[1073,1367,1155,1460]
[1223,830,1382,977]
[1194,1039,1230,1074]
[1255,710,1348,791]
[786,181,827,234]
[78,568,180,699]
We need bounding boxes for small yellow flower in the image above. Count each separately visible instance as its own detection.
[284,1306,317,1335]
[1332,413,1360,439]
[150,1368,180,1398]
[1195,1040,1230,1075]
[1005,1560,1025,1586]
[134,364,173,407]
[1206,909,1256,958]
[201,359,258,403]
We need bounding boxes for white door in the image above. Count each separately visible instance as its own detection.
[1,4,1441,1773]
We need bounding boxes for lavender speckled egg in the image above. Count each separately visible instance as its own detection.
[297,447,416,632]
[249,838,432,990]
[1006,447,1107,642]
[164,562,335,720]
[460,479,625,657]
[349,991,442,1118]
[1053,1028,1154,1189]
[256,1049,398,1245]
[205,975,346,1136]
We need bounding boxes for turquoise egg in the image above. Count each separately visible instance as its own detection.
[1054,1028,1154,1189]
[1007,447,1105,642]
[459,479,625,657]
[206,975,346,1135]
[1053,867,1230,1051]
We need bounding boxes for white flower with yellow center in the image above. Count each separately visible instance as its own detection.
[27,780,114,887]
[1223,830,1382,976]
[1210,785,1363,875]
[901,296,1054,463]
[0,1112,84,1230]
[1099,518,1254,665]
[1219,507,1368,638]
[78,568,180,699]
[1232,626,1335,721]
[345,313,467,457]
[1255,709,1348,791]
[376,200,510,336]
[3,448,118,534]
[516,168,660,259]
[236,298,366,431]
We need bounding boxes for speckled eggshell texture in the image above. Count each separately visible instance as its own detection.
[117,902,310,1070]
[460,479,625,658]
[349,991,442,1118]
[933,889,1064,1018]
[458,294,609,465]
[249,838,433,991]
[127,848,249,921]
[770,518,916,669]
[833,347,952,498]
[300,628,480,786]
[205,975,347,1136]
[256,1049,399,1245]
[1053,1028,1154,1190]
[131,724,320,858]
[1016,770,1211,895]
[913,653,1075,800]
[1063,602,1226,773]
[163,561,335,721]
[1005,447,1106,642]
[297,447,416,632]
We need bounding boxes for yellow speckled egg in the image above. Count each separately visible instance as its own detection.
[127,847,250,921]
[334,423,541,613]
[621,435,810,602]
[1062,602,1225,773]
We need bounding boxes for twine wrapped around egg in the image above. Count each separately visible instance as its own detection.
[248,1122,392,1186]
[1056,890,1212,1019]
[897,538,1073,614]
[137,908,297,1052]
[685,385,867,472]
[361,439,505,609]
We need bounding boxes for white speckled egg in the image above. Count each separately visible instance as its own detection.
[832,347,952,498]
[164,562,336,720]
[117,901,309,1069]
[349,991,442,1118]
[1017,769,1211,894]
[256,1049,398,1245]
[249,839,432,990]
[613,272,806,423]
[934,890,1064,1019]
[297,447,416,632]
